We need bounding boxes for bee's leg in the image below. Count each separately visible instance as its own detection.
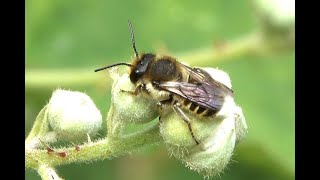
[120,84,145,96]
[159,95,173,104]
[173,102,200,145]
[157,95,173,108]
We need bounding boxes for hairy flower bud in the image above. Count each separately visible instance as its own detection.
[109,69,159,123]
[159,67,248,177]
[47,89,102,142]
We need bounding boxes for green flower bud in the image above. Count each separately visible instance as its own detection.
[110,70,159,123]
[234,106,247,144]
[182,112,237,177]
[252,0,295,46]
[201,67,232,89]
[47,89,102,142]
[253,0,295,29]
[159,67,247,177]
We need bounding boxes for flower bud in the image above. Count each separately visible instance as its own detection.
[110,69,159,123]
[201,67,232,89]
[252,0,295,48]
[183,116,236,177]
[159,67,247,177]
[47,89,102,142]
[234,105,248,143]
[253,0,295,29]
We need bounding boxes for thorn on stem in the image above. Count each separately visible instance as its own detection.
[71,142,81,151]
[38,138,54,154]
[56,152,67,158]
[47,147,54,154]
[75,145,80,152]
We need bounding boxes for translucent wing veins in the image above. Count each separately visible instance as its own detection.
[157,64,233,111]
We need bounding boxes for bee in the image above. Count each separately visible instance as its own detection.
[95,21,234,145]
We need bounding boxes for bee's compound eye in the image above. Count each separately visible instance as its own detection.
[130,69,143,83]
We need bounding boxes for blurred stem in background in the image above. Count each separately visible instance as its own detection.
[26,0,295,90]
[26,30,294,90]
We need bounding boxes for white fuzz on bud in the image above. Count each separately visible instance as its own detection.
[47,89,102,142]
[159,67,248,177]
[110,70,159,123]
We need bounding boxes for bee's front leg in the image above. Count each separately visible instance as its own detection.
[120,84,145,96]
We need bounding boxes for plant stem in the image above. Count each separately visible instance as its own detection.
[178,32,261,66]
[26,124,161,169]
[26,31,286,90]
[25,69,110,90]
[38,164,64,180]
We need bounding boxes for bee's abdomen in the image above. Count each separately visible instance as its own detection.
[203,109,217,117]
[182,99,218,117]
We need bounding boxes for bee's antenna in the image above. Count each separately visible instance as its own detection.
[128,20,139,58]
[94,63,132,72]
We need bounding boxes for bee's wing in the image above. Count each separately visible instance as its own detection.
[180,63,234,96]
[158,64,233,111]
[158,81,224,110]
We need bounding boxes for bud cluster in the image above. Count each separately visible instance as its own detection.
[110,67,247,177]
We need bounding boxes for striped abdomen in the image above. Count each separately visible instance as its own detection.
[182,99,218,117]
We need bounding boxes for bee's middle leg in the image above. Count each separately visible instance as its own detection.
[173,102,200,145]
[157,95,173,108]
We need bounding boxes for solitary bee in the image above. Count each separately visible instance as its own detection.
[95,21,234,144]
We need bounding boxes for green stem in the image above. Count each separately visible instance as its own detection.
[26,124,161,169]
[26,31,290,90]
[25,69,110,89]
[178,32,261,66]
[38,164,64,180]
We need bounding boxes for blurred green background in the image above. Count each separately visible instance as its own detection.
[25,0,294,179]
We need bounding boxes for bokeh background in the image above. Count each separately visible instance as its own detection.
[26,0,295,179]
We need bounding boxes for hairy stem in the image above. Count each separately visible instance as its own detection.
[38,164,64,180]
[26,124,161,169]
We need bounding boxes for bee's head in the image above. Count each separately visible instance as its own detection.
[130,53,155,83]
